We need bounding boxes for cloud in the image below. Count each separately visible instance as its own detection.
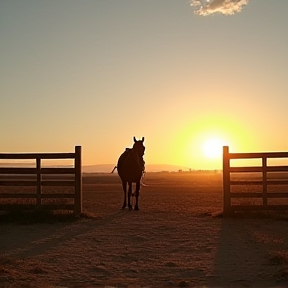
[191,0,250,16]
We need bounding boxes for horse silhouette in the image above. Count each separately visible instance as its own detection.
[116,137,145,210]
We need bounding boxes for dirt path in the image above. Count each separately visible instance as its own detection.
[1,174,288,287]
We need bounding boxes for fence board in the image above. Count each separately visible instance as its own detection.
[229,166,263,173]
[0,181,38,186]
[0,153,75,159]
[230,205,288,211]
[0,168,37,174]
[231,180,288,185]
[40,193,75,198]
[231,193,264,198]
[0,193,37,198]
[267,166,288,172]
[0,193,75,199]
[41,168,75,174]
[231,192,288,198]
[230,180,263,185]
[267,192,288,198]
[0,204,75,211]
[267,180,288,185]
[41,180,75,186]
[229,152,288,159]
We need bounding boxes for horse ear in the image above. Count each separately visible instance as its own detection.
[141,137,144,142]
[133,136,137,143]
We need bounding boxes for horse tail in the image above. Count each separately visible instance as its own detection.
[140,170,147,186]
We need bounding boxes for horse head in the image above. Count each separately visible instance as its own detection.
[133,136,145,157]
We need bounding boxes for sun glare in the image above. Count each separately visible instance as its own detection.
[202,138,225,159]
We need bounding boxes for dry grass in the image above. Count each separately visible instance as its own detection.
[1,172,288,287]
[268,251,288,266]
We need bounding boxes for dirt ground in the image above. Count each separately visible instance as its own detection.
[1,172,288,288]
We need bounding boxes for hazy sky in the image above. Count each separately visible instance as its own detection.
[1,0,288,169]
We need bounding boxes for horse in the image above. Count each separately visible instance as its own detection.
[116,137,145,210]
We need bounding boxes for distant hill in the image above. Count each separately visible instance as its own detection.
[82,164,191,173]
[0,162,191,173]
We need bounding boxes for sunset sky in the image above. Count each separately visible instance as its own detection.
[1,0,288,170]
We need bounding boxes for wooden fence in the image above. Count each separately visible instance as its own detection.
[0,146,82,215]
[223,146,288,215]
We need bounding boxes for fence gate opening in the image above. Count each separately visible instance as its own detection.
[0,146,82,215]
[223,146,288,216]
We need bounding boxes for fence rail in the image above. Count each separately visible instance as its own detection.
[0,146,82,214]
[223,146,288,215]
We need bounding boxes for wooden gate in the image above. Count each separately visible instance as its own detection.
[223,146,288,215]
[0,146,82,215]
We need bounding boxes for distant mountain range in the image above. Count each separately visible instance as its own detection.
[0,163,191,173]
[83,164,191,173]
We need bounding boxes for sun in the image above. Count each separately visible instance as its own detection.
[202,138,225,159]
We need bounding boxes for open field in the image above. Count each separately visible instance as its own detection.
[1,172,288,287]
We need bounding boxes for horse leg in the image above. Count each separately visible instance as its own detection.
[122,181,127,209]
[134,181,140,211]
[128,182,133,210]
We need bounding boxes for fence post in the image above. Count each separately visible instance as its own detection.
[223,146,231,216]
[74,146,82,215]
[262,157,267,206]
[36,157,41,207]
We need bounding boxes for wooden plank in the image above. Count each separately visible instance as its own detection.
[0,153,75,159]
[230,193,264,198]
[0,168,37,174]
[267,180,288,185]
[230,180,288,185]
[229,166,263,173]
[41,167,75,174]
[267,192,288,198]
[0,181,37,186]
[41,175,75,180]
[0,193,75,198]
[40,193,75,198]
[0,175,36,180]
[0,203,75,211]
[0,193,75,199]
[230,192,288,198]
[231,205,288,211]
[230,180,263,185]
[267,166,288,172]
[41,180,75,186]
[0,193,37,198]
[38,153,75,159]
[229,152,288,159]
[41,204,75,210]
